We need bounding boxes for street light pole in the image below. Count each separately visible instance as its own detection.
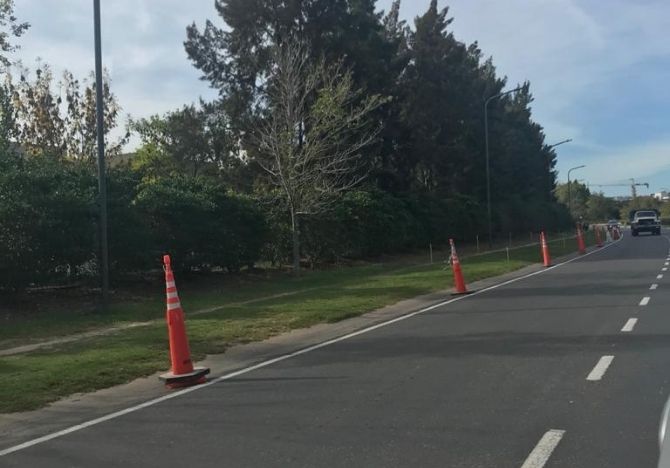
[93,0,109,304]
[547,138,572,150]
[567,164,586,218]
[484,86,523,247]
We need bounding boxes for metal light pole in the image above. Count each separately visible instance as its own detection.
[93,0,109,303]
[567,164,586,218]
[484,86,523,247]
[547,138,572,150]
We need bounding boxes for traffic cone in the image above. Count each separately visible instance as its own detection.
[595,226,603,248]
[449,239,471,295]
[159,255,210,388]
[540,231,551,267]
[576,224,586,255]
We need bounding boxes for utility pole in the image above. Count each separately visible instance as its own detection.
[93,0,109,304]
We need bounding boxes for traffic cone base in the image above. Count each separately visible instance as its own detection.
[159,367,210,388]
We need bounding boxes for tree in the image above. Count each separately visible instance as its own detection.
[0,0,28,67]
[131,102,247,186]
[253,41,385,272]
[6,62,126,160]
[586,192,620,221]
[184,0,403,169]
[555,181,590,220]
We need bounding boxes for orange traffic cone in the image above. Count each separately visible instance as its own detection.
[540,231,551,267]
[576,224,586,255]
[159,255,210,388]
[449,239,471,295]
[595,226,603,248]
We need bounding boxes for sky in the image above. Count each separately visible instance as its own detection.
[8,0,670,197]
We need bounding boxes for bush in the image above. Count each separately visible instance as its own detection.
[0,153,97,291]
[134,176,267,273]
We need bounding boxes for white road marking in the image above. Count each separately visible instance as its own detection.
[521,429,566,468]
[663,268,668,272]
[640,297,651,306]
[665,262,669,266]
[621,318,638,332]
[0,237,623,458]
[587,356,615,381]
[658,274,664,280]
[650,284,659,290]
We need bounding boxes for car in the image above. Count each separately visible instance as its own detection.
[630,210,661,236]
[607,219,620,228]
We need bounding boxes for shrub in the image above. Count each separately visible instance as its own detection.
[134,176,267,273]
[0,153,97,290]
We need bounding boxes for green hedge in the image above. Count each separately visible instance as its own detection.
[0,154,268,291]
[0,151,572,290]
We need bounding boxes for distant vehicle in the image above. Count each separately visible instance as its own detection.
[607,219,620,228]
[630,210,661,236]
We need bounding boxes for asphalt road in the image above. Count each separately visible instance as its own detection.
[3,231,670,467]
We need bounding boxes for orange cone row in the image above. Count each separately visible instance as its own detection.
[159,255,210,388]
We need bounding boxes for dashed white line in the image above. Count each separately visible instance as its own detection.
[521,430,566,468]
[651,284,659,290]
[663,268,668,272]
[658,274,664,280]
[640,297,651,306]
[621,318,638,332]
[587,355,615,381]
[665,262,669,266]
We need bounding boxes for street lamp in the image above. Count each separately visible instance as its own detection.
[567,164,586,218]
[484,86,523,247]
[93,0,109,304]
[547,138,572,150]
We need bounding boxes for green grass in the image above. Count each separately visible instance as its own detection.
[0,232,593,413]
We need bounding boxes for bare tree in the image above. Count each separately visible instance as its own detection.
[6,62,126,160]
[254,40,386,273]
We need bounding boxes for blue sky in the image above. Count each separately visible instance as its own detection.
[9,0,670,196]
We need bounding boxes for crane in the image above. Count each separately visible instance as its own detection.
[588,178,649,199]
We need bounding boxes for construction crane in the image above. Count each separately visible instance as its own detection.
[588,178,649,199]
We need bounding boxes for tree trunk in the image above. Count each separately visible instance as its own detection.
[291,210,300,274]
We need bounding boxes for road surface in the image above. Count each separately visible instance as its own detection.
[2,231,670,467]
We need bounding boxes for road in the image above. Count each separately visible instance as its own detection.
[2,231,670,467]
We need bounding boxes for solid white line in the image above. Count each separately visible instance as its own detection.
[521,429,566,468]
[621,318,638,332]
[658,274,664,280]
[640,297,651,306]
[586,355,615,381]
[650,284,659,290]
[0,238,623,458]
